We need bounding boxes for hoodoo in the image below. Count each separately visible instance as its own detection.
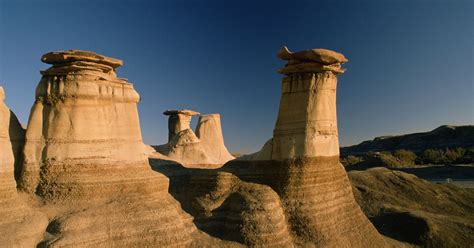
[223,46,387,246]
[19,50,157,199]
[0,87,47,247]
[195,114,235,164]
[155,110,235,168]
[164,109,200,142]
[17,50,230,246]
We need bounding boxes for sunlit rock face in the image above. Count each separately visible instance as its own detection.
[0,86,48,247]
[164,109,200,142]
[155,110,235,168]
[14,50,233,247]
[222,47,387,247]
[258,46,347,160]
[0,87,17,197]
[195,114,235,164]
[19,50,160,201]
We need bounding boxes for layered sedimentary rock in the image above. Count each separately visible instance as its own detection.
[155,110,234,168]
[148,164,294,247]
[223,47,387,246]
[151,47,389,247]
[17,50,231,247]
[0,86,47,247]
[19,50,154,198]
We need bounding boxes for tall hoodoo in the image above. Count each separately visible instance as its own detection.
[224,47,387,246]
[272,46,346,160]
[19,50,152,198]
[272,46,385,246]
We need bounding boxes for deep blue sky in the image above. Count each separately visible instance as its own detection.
[1,0,473,153]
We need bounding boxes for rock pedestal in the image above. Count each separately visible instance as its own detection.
[272,47,344,159]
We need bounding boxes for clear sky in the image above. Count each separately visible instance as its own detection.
[0,0,473,153]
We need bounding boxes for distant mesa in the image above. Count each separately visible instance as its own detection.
[341,125,474,156]
[153,109,235,168]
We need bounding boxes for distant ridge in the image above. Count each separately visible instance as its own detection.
[341,125,474,156]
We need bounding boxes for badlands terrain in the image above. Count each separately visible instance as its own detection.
[0,48,472,247]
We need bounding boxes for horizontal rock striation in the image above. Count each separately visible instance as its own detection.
[15,50,233,247]
[228,47,387,247]
[149,161,294,247]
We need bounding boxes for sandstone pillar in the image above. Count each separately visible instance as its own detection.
[164,109,199,142]
[271,46,345,160]
[18,50,167,200]
[225,47,387,247]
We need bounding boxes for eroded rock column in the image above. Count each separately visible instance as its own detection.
[164,109,200,142]
[224,47,387,247]
[155,111,235,168]
[274,47,386,246]
[272,46,344,160]
[19,50,158,199]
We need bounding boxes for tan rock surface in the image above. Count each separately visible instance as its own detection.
[151,47,390,247]
[15,50,235,247]
[155,111,235,168]
[164,109,200,142]
[242,46,386,246]
[195,114,235,164]
[148,164,294,247]
[0,86,48,247]
[349,167,474,247]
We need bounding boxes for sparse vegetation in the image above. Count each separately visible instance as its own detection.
[393,149,417,166]
[341,147,474,168]
[341,155,363,166]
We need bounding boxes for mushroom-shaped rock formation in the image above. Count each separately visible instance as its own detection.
[221,46,388,246]
[154,110,235,168]
[0,87,48,247]
[17,51,234,247]
[164,109,200,142]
